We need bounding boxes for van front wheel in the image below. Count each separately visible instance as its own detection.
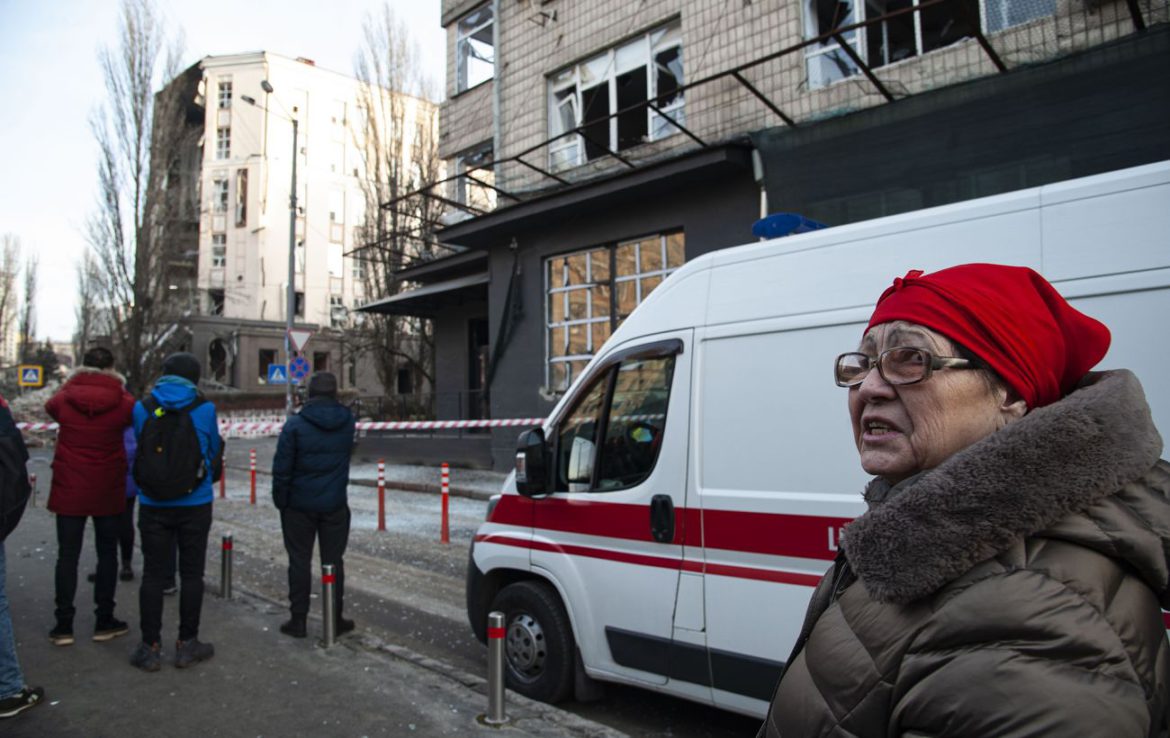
[490,581,574,703]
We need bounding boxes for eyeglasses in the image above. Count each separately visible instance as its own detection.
[835,347,978,387]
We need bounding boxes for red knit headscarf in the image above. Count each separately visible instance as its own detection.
[866,264,1111,409]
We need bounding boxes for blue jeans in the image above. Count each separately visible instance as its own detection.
[0,542,25,699]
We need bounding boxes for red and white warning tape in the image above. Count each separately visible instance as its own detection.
[16,417,546,435]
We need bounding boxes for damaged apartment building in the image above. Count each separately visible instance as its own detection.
[155,52,436,397]
[358,0,1170,469]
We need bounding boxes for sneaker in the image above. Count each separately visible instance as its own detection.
[49,623,74,646]
[130,641,162,672]
[335,617,355,637]
[93,617,129,642]
[174,638,214,668]
[119,565,134,582]
[162,584,178,596]
[279,617,307,639]
[0,686,44,719]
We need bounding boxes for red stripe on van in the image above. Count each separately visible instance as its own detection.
[475,533,823,586]
[489,495,851,561]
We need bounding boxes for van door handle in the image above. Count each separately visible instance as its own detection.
[650,495,674,543]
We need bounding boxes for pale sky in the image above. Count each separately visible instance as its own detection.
[0,0,445,342]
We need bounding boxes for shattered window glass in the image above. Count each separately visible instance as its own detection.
[456,5,494,92]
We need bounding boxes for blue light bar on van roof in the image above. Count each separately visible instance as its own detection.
[751,213,829,239]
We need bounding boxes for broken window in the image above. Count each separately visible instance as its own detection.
[234,169,247,227]
[208,289,225,316]
[218,78,232,109]
[454,142,496,210]
[456,5,494,92]
[212,179,229,214]
[294,291,305,319]
[259,349,278,383]
[807,0,1048,87]
[547,22,685,170]
[210,233,226,267]
[216,127,230,159]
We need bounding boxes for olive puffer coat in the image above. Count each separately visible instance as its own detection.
[45,367,135,517]
[761,370,1169,737]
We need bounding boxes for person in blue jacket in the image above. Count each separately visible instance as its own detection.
[271,372,355,639]
[129,353,220,672]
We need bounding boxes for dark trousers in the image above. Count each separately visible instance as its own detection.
[118,497,137,565]
[55,514,121,624]
[280,507,350,618]
[138,504,211,644]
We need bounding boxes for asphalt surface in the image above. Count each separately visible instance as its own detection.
[3,458,624,738]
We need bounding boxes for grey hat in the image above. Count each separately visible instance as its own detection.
[308,371,338,399]
[162,352,201,384]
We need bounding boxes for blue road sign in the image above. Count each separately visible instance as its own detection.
[267,364,288,385]
[289,356,311,383]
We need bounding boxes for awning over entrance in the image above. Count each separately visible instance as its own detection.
[356,272,489,317]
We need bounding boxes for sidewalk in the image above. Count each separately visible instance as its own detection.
[2,502,624,737]
[225,437,508,501]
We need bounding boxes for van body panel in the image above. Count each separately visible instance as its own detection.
[469,160,1170,719]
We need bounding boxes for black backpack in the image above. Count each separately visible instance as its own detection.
[0,431,31,541]
[134,396,211,501]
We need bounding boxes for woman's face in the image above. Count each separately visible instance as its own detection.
[848,321,1025,484]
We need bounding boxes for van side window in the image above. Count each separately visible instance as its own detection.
[556,370,610,492]
[554,351,676,493]
[597,356,674,490]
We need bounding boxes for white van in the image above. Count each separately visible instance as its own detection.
[466,160,1170,718]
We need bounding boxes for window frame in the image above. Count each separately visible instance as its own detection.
[217,78,232,109]
[456,4,495,93]
[547,22,684,170]
[210,233,227,268]
[803,0,1054,87]
[550,338,683,494]
[215,127,231,160]
[453,142,495,209]
[545,231,685,392]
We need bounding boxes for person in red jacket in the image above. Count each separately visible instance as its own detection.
[44,347,135,646]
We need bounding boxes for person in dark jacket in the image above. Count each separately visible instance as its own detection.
[0,393,44,719]
[44,347,135,646]
[759,264,1169,737]
[129,352,220,672]
[272,372,356,639]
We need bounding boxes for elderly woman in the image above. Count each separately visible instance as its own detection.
[760,264,1169,737]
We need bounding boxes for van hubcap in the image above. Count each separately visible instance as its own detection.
[505,614,546,677]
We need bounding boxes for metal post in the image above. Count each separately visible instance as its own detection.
[219,467,226,499]
[377,460,386,532]
[249,448,256,505]
[220,534,233,599]
[285,116,299,418]
[29,473,36,507]
[440,463,450,544]
[485,611,508,724]
[321,563,336,648]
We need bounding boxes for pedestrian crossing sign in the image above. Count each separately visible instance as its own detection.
[267,364,288,385]
[18,365,43,387]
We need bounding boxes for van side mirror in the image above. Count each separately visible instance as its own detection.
[515,428,549,497]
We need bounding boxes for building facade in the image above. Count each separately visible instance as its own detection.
[368,0,1168,468]
[159,52,436,396]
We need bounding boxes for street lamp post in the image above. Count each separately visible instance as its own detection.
[243,81,297,416]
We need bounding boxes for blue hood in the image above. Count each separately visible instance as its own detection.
[151,375,199,410]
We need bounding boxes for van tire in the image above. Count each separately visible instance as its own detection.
[491,581,574,704]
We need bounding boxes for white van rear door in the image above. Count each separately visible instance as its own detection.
[531,332,693,688]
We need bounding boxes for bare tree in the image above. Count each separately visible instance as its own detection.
[350,3,444,405]
[73,251,103,360]
[0,234,21,364]
[18,254,38,362]
[83,0,185,393]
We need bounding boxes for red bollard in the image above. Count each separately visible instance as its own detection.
[440,462,450,544]
[377,459,386,532]
[249,448,256,505]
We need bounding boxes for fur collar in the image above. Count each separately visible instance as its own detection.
[69,365,127,384]
[844,370,1164,603]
